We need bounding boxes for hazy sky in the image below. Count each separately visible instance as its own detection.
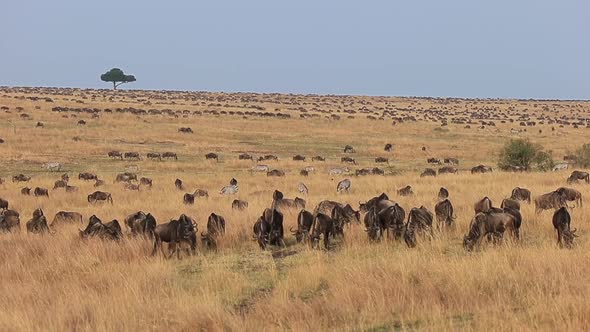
[1,1,588,99]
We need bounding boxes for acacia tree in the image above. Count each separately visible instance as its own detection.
[100,68,136,90]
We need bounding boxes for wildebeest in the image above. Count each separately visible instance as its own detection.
[94,179,105,187]
[152,214,197,258]
[435,199,455,229]
[329,203,361,237]
[88,191,113,204]
[140,177,153,187]
[201,213,226,249]
[34,187,49,197]
[178,127,193,133]
[183,193,195,205]
[193,189,209,198]
[26,208,50,234]
[438,166,458,174]
[384,143,393,152]
[341,157,356,165]
[500,198,520,211]
[471,165,493,174]
[115,172,137,183]
[124,211,157,238]
[337,178,351,193]
[51,211,83,227]
[79,172,97,181]
[289,210,314,244]
[0,209,20,232]
[373,203,405,241]
[312,155,326,162]
[444,158,459,165]
[552,207,576,248]
[175,178,183,190]
[403,206,434,248]
[463,212,518,251]
[310,213,334,249]
[534,191,566,214]
[124,152,141,160]
[232,199,248,210]
[510,187,532,203]
[397,185,413,196]
[79,215,122,241]
[438,187,449,200]
[258,155,279,162]
[557,187,582,207]
[53,179,68,190]
[344,145,355,153]
[108,150,123,159]
[300,169,309,176]
[12,174,31,182]
[238,153,253,160]
[162,152,178,160]
[253,208,285,249]
[293,155,306,161]
[567,170,590,184]
[474,197,493,214]
[205,152,219,161]
[375,157,389,164]
[267,169,285,177]
[297,182,309,195]
[420,168,437,177]
[272,190,306,211]
[427,158,441,164]
[147,152,162,161]
[21,187,31,195]
[0,198,8,210]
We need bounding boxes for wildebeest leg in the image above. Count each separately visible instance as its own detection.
[151,237,161,256]
[324,230,330,250]
[556,230,562,247]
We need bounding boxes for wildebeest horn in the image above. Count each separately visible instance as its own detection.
[290,227,296,233]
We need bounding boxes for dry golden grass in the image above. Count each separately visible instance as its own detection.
[0,88,589,331]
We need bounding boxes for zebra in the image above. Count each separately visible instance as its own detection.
[337,178,351,193]
[329,167,350,175]
[251,165,270,172]
[220,184,238,195]
[43,162,62,172]
[297,182,309,195]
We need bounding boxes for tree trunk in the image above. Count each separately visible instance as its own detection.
[113,81,117,90]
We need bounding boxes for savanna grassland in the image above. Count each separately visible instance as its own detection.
[0,87,589,331]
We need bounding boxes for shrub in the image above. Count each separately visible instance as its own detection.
[574,144,590,167]
[498,139,553,171]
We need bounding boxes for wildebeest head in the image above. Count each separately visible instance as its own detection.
[463,213,487,251]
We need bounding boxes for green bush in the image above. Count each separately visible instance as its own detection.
[498,139,554,171]
[574,144,590,167]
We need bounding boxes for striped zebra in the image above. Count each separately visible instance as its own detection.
[297,182,309,195]
[43,162,62,172]
[337,178,351,193]
[220,184,238,195]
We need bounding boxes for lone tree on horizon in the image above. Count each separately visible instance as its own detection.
[100,68,136,90]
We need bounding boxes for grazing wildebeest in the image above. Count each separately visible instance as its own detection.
[292,210,314,243]
[79,215,122,241]
[435,199,455,229]
[511,187,532,203]
[140,177,153,187]
[124,211,156,238]
[124,152,141,160]
[238,153,253,160]
[258,155,279,162]
[267,169,285,177]
[438,187,449,200]
[337,178,351,193]
[557,187,583,207]
[0,198,8,210]
[232,199,248,210]
[220,184,238,195]
[0,210,20,233]
[341,157,356,165]
[371,167,385,175]
[297,182,309,195]
[205,152,219,161]
[534,191,566,214]
[500,198,520,211]
[61,173,69,182]
[567,170,590,184]
[552,207,576,248]
[88,191,113,204]
[77,120,86,126]
[310,213,334,249]
[463,212,518,251]
[115,172,137,183]
[444,158,459,165]
[147,152,162,161]
[312,155,326,162]
[183,193,195,205]
[293,155,306,161]
[471,165,493,174]
[300,169,309,176]
[474,197,493,214]
[94,179,105,187]
[201,213,226,250]
[438,166,458,174]
[21,187,31,195]
[178,127,193,133]
[175,178,183,190]
[162,152,178,160]
[124,183,140,191]
[193,189,209,198]
[329,167,349,175]
[272,190,306,211]
[26,208,50,234]
[79,172,97,181]
[108,151,123,159]
[34,187,49,197]
[384,143,393,152]
[12,174,31,182]
[427,158,441,164]
[253,208,285,249]
[374,203,406,241]
[51,211,83,227]
[152,214,197,258]
[404,206,434,248]
[53,179,68,190]
[397,185,413,196]
[359,192,392,213]
[375,157,389,164]
[420,168,437,177]
[355,168,371,176]
[344,145,355,153]
[328,203,361,237]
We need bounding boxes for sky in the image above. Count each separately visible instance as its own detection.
[0,0,588,99]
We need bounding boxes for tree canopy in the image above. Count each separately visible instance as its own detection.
[100,68,136,90]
